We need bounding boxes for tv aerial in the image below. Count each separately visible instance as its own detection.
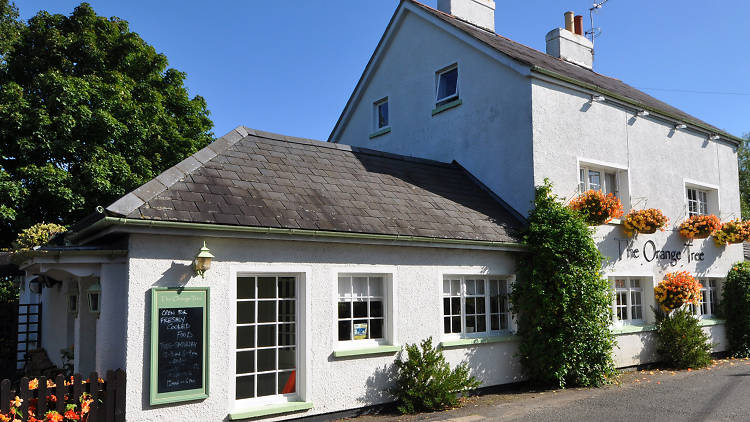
[586,0,610,63]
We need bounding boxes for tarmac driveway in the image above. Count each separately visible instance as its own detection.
[343,358,750,422]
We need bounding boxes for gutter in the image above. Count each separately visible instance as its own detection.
[531,66,743,145]
[69,217,527,251]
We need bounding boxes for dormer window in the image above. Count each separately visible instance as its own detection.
[436,65,459,107]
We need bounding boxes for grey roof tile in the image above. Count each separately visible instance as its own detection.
[105,129,523,243]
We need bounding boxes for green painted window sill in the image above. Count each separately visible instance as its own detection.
[333,345,401,358]
[432,98,462,116]
[369,127,391,139]
[229,401,313,420]
[440,335,519,348]
[698,318,726,327]
[611,324,656,335]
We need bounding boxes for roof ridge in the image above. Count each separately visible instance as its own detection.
[106,125,250,216]
[246,127,455,168]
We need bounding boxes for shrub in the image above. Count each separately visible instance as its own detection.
[723,262,750,357]
[391,337,480,414]
[653,271,702,313]
[13,222,67,250]
[713,220,750,247]
[568,189,623,225]
[512,180,616,388]
[678,215,721,239]
[654,307,712,369]
[622,208,668,236]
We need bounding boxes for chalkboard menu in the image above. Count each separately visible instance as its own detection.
[150,288,209,405]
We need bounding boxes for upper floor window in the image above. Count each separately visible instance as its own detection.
[436,65,459,107]
[613,278,643,324]
[579,166,618,198]
[686,187,709,216]
[443,276,512,337]
[373,97,389,131]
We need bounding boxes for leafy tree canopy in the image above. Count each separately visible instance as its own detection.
[0,1,213,246]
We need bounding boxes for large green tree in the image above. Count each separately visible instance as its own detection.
[0,1,213,246]
[739,133,750,219]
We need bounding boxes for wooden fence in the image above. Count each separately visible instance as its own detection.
[0,370,125,421]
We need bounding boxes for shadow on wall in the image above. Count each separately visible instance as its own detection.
[359,362,397,406]
[155,262,193,287]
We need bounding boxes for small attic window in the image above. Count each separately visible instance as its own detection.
[436,65,459,107]
[374,97,389,130]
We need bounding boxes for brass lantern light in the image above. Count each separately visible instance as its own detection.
[87,281,101,317]
[194,241,214,278]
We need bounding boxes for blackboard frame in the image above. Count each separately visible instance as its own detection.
[150,287,210,405]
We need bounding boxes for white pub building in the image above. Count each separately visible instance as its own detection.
[17,1,743,420]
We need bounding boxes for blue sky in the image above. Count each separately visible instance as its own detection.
[16,0,750,141]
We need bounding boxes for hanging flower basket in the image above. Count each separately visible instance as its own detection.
[622,208,669,237]
[713,219,750,247]
[568,190,624,225]
[678,214,721,239]
[654,271,702,313]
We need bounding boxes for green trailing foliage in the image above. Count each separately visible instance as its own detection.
[511,180,616,388]
[723,262,750,357]
[653,307,712,369]
[391,337,480,414]
[0,1,213,246]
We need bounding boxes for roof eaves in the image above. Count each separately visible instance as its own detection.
[105,126,251,217]
[531,66,743,144]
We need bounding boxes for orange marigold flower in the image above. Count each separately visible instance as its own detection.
[44,410,63,422]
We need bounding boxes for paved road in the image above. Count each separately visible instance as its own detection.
[346,359,750,422]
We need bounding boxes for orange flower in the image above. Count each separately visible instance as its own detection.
[29,378,39,390]
[0,414,10,422]
[569,190,624,225]
[44,410,63,422]
[63,409,80,420]
[654,271,702,312]
[10,396,22,407]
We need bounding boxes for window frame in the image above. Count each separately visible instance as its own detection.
[441,275,514,340]
[335,274,389,349]
[684,180,720,218]
[232,270,309,409]
[691,278,721,318]
[372,97,389,132]
[686,187,709,216]
[435,64,459,107]
[579,165,619,198]
[612,277,645,325]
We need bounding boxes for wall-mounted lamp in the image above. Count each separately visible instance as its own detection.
[87,282,101,317]
[193,241,214,278]
[67,281,79,316]
[674,123,687,130]
[637,110,650,117]
[591,95,605,102]
[709,134,720,141]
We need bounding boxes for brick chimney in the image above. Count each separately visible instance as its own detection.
[437,0,495,32]
[545,12,594,69]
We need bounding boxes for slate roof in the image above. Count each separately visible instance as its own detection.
[105,127,524,244]
[401,0,736,141]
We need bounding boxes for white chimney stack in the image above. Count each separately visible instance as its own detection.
[545,12,594,69]
[437,0,495,33]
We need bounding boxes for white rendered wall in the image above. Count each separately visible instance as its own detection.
[124,234,521,421]
[334,10,535,216]
[39,283,68,368]
[530,78,741,221]
[96,263,128,374]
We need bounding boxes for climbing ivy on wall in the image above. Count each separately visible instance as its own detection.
[511,180,616,388]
